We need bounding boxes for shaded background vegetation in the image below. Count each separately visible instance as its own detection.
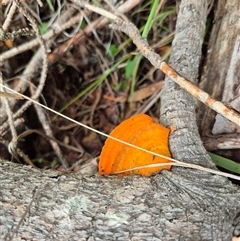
[0,0,239,179]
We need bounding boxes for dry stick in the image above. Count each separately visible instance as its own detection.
[0,137,34,165]
[0,2,19,160]
[0,78,18,160]
[2,1,17,31]
[1,117,24,137]
[47,0,143,64]
[76,1,240,127]
[13,0,48,100]
[0,51,44,136]
[0,74,19,160]
[0,9,80,134]
[3,0,49,163]
[0,0,142,125]
[203,133,240,151]
[1,84,240,181]
[3,1,67,168]
[2,97,19,159]
[14,1,69,169]
[1,10,83,61]
[29,85,69,169]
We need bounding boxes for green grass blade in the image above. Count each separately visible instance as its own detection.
[45,0,54,11]
[209,152,240,174]
[142,0,159,38]
[58,56,129,113]
[129,54,142,101]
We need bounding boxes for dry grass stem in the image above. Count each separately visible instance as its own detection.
[1,85,240,181]
[76,1,240,127]
[1,0,239,180]
[2,1,17,31]
[0,137,34,165]
[1,10,83,61]
[30,85,69,169]
[47,0,143,64]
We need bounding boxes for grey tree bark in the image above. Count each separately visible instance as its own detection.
[1,0,240,241]
[1,159,240,241]
[160,0,214,167]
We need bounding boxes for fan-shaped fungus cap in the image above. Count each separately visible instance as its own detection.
[99,114,171,176]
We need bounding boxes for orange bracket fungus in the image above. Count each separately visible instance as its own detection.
[99,113,172,176]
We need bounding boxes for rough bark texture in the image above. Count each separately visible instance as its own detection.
[196,0,240,136]
[1,0,240,240]
[160,0,213,167]
[1,159,240,241]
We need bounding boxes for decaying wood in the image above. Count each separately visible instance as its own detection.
[197,0,240,135]
[1,159,240,241]
[203,133,240,151]
[212,34,240,135]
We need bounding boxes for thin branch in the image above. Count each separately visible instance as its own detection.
[13,0,48,101]
[0,1,34,41]
[1,10,82,61]
[0,137,34,165]
[2,1,17,31]
[74,0,240,127]
[1,84,240,181]
[0,73,19,161]
[203,133,240,151]
[30,84,69,169]
[47,0,143,65]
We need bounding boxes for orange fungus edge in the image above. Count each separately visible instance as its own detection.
[98,114,172,176]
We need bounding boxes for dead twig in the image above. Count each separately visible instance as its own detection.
[74,0,240,127]
[30,84,69,169]
[0,74,19,161]
[2,1,17,31]
[47,0,143,65]
[2,84,240,181]
[1,9,82,61]
[0,137,34,165]
[203,133,240,151]
[0,0,48,162]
